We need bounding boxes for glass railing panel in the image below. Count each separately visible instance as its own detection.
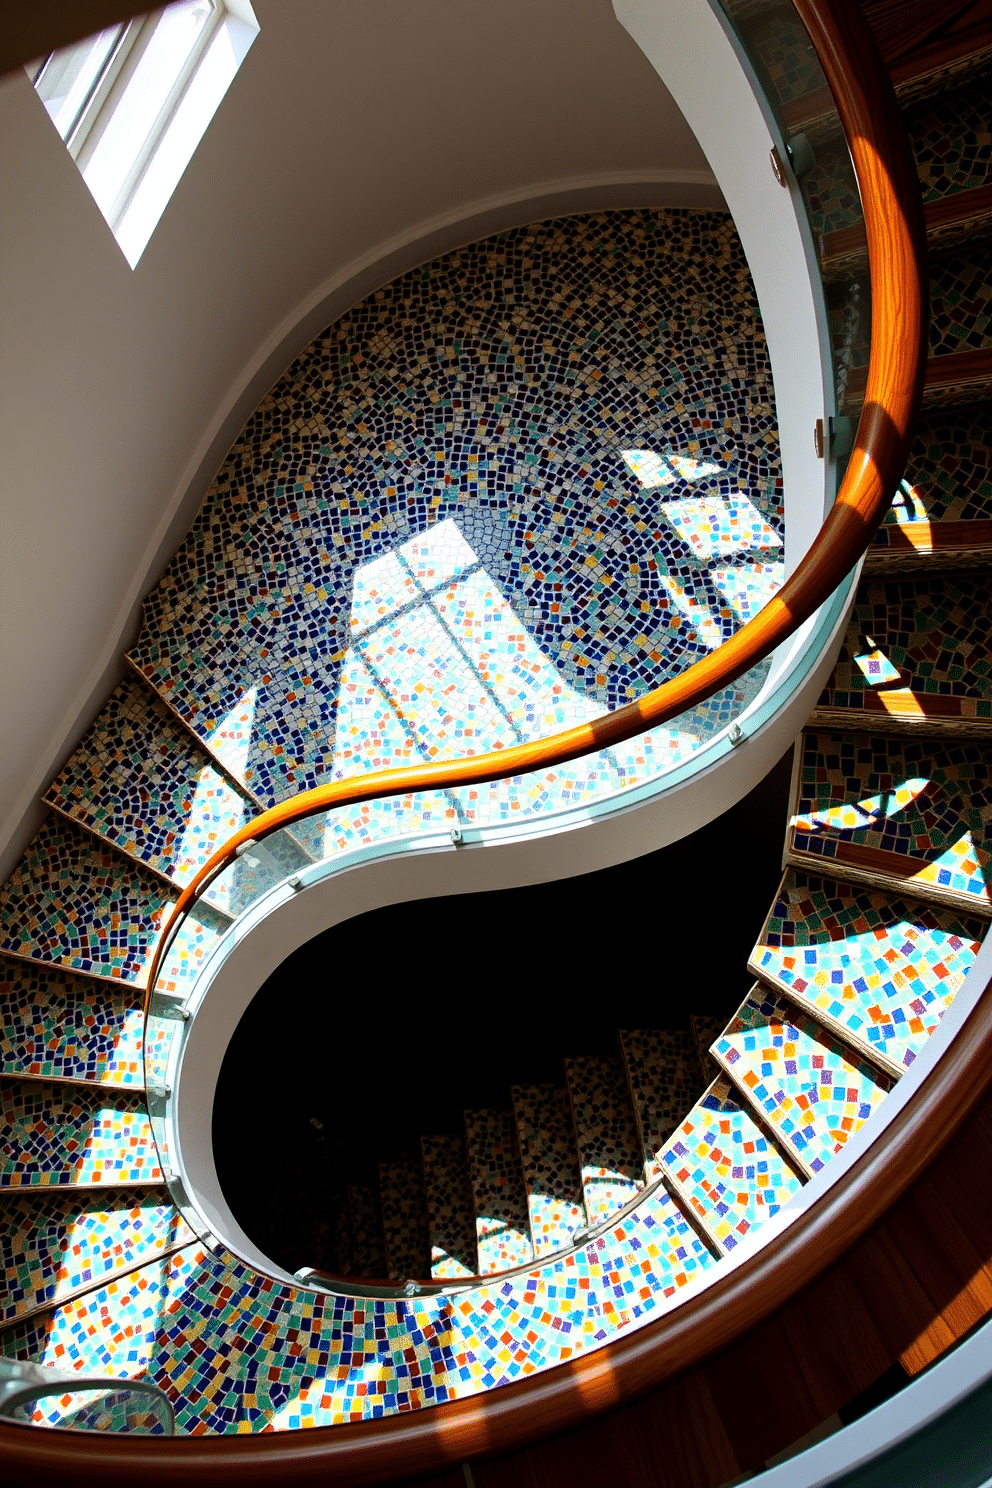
[0,1359,174,1434]
[714,0,872,471]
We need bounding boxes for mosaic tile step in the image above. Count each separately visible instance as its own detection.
[712,985,891,1178]
[908,83,992,203]
[346,1184,387,1279]
[690,1015,728,1086]
[895,410,992,527]
[0,1187,190,1325]
[420,1134,478,1280]
[620,1029,704,1179]
[786,730,992,914]
[378,1157,430,1282]
[751,868,985,1074]
[43,675,258,893]
[464,1108,533,1275]
[0,955,160,1087]
[928,247,992,358]
[659,1074,803,1253]
[0,1082,162,1188]
[511,1085,586,1258]
[564,1056,643,1226]
[814,573,992,731]
[0,1187,715,1432]
[130,209,782,813]
[0,814,226,994]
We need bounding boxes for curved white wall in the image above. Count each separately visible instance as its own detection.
[0,0,720,877]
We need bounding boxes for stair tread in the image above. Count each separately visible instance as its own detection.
[564,1055,642,1225]
[346,1184,387,1279]
[815,573,991,729]
[464,1108,532,1275]
[0,1081,162,1188]
[822,181,992,270]
[378,1156,430,1282]
[928,248,992,359]
[751,869,984,1073]
[863,0,992,89]
[0,1186,190,1325]
[512,1085,585,1256]
[44,676,254,903]
[659,1074,803,1252]
[713,986,891,1178]
[689,1015,727,1085]
[909,84,992,204]
[787,729,992,914]
[420,1134,477,1280]
[0,954,160,1087]
[0,816,224,993]
[621,1029,703,1178]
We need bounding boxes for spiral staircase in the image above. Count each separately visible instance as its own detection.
[1,1,991,1483]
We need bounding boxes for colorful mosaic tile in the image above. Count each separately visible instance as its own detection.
[511,1085,586,1257]
[909,86,992,202]
[346,1185,387,1279]
[928,250,992,356]
[565,1055,643,1225]
[0,1083,162,1188]
[0,1187,189,1324]
[1,1184,713,1432]
[689,1014,728,1085]
[818,574,992,718]
[713,986,890,1176]
[800,137,865,236]
[788,730,992,909]
[621,1029,703,1178]
[44,675,253,901]
[751,868,983,1071]
[737,2,826,106]
[129,210,782,824]
[660,1074,803,1251]
[0,955,163,1086]
[0,816,173,983]
[420,1134,477,1280]
[378,1157,430,1282]
[878,408,992,529]
[464,1109,532,1275]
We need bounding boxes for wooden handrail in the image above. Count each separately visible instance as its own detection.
[142,0,928,1004]
[2,0,934,1479]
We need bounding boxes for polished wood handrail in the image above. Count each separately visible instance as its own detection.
[142,0,928,1004]
[2,0,934,1479]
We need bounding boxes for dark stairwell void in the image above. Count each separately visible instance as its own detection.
[213,744,794,1279]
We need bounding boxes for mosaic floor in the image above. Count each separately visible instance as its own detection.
[128,211,782,838]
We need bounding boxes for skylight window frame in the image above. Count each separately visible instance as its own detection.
[27,0,257,267]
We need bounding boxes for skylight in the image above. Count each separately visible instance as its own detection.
[28,0,259,268]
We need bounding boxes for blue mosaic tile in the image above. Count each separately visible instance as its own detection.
[660,1074,802,1251]
[751,868,984,1071]
[129,210,782,826]
[713,985,890,1177]
[0,1082,162,1188]
[0,1187,189,1323]
[512,1085,586,1257]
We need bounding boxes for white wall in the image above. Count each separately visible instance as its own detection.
[0,0,720,878]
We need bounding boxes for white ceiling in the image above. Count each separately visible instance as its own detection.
[0,0,719,871]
